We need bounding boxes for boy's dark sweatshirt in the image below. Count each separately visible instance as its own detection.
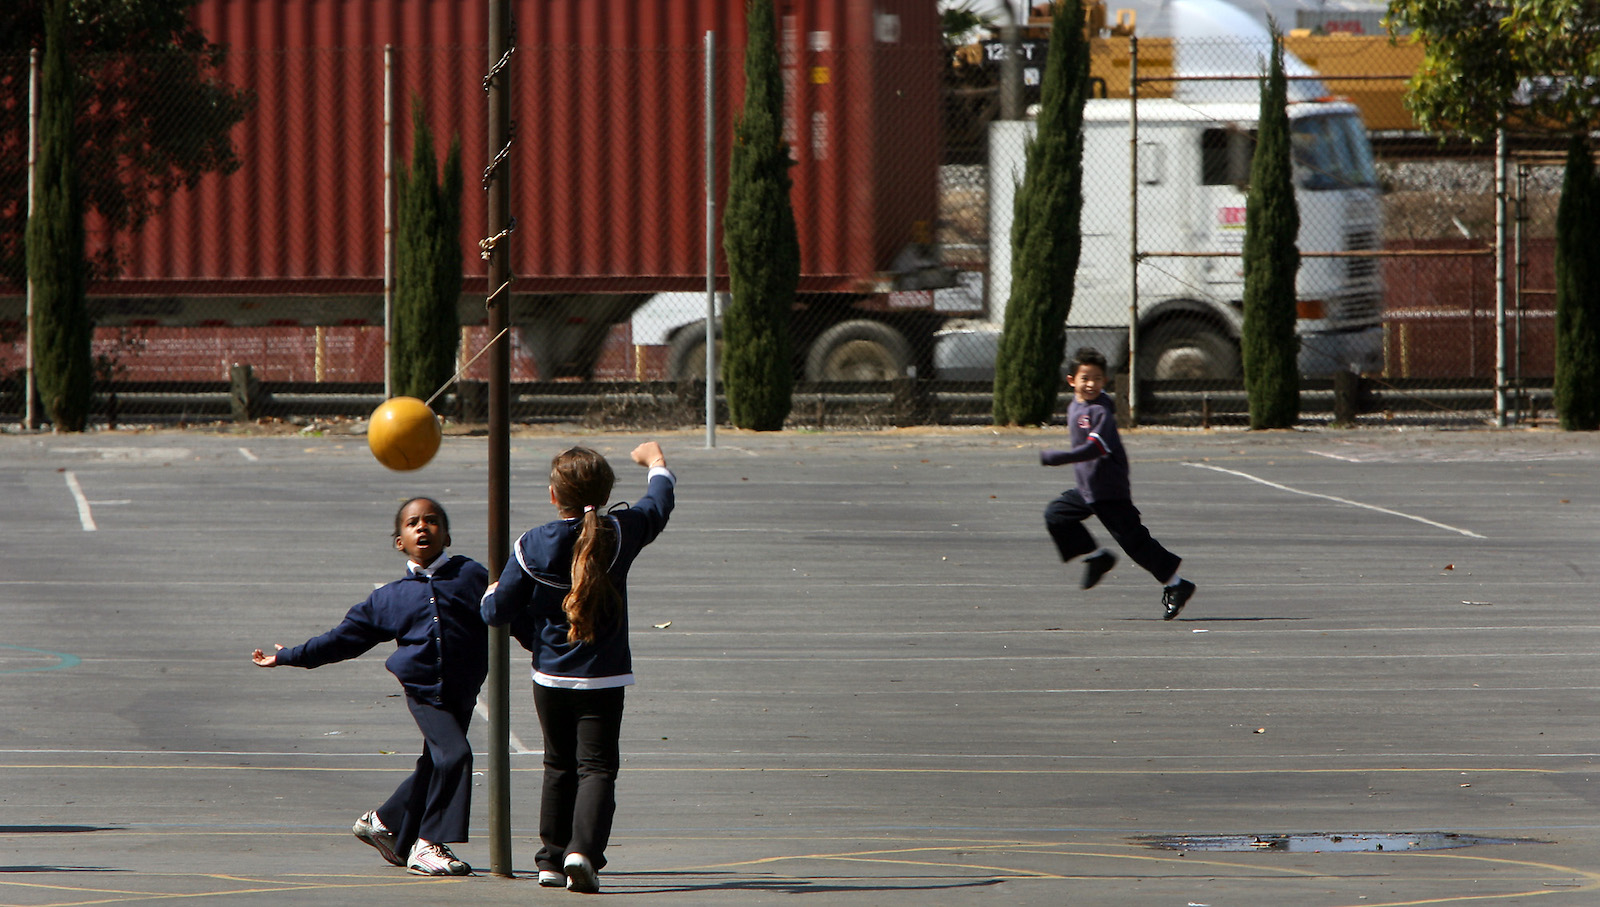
[273,554,489,712]
[1039,391,1132,503]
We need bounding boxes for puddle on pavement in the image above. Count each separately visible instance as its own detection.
[1136,832,1541,853]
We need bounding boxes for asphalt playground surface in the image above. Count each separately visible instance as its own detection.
[3,423,1600,906]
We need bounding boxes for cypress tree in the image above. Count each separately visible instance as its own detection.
[1240,29,1300,429]
[992,0,1090,426]
[392,97,464,402]
[722,0,799,431]
[27,0,93,431]
[1554,134,1600,431]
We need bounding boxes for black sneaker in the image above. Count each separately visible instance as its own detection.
[1080,551,1118,590]
[1162,579,1195,620]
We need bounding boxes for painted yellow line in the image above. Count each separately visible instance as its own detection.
[0,762,1571,776]
[0,875,458,907]
[706,842,1332,879]
[683,841,1600,906]
[3,843,1596,907]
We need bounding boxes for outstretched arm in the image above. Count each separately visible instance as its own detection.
[1041,408,1114,466]
[250,643,285,667]
[1040,436,1110,466]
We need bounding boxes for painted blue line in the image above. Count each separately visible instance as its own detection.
[0,644,82,674]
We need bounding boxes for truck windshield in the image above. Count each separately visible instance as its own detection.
[1291,114,1377,191]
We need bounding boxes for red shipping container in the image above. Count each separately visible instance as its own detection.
[100,0,943,304]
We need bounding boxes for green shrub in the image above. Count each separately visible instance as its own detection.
[1240,30,1300,429]
[28,0,92,431]
[992,0,1090,426]
[393,97,464,402]
[1554,134,1600,431]
[722,0,799,431]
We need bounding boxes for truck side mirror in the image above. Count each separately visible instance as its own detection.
[1138,142,1165,186]
[1228,128,1254,191]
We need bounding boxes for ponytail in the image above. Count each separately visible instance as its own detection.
[550,448,619,644]
[563,507,619,643]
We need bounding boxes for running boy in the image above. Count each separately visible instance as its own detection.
[1041,348,1196,619]
[481,442,674,893]
[251,497,488,875]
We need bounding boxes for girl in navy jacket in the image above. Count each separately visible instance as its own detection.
[481,441,675,893]
[252,497,487,876]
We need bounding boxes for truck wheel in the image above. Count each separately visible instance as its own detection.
[804,320,913,382]
[666,322,721,381]
[1137,319,1239,380]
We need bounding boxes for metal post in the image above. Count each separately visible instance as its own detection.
[1493,127,1508,426]
[704,30,717,448]
[999,2,1021,121]
[383,45,395,399]
[485,0,514,877]
[24,48,39,431]
[1513,162,1526,422]
[1127,36,1140,426]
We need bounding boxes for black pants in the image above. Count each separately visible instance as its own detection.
[532,683,626,873]
[376,695,474,851]
[1045,488,1181,584]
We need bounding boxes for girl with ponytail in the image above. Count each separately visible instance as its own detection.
[481,441,675,893]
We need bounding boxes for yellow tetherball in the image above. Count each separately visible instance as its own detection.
[367,396,441,471]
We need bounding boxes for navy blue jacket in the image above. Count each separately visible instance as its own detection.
[275,554,489,711]
[1040,392,1131,503]
[482,469,674,688]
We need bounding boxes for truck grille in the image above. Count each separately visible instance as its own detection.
[1333,293,1382,325]
[1345,229,1378,282]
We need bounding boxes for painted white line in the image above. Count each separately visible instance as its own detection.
[64,471,97,532]
[238,447,259,461]
[3,746,1594,764]
[1306,450,1361,462]
[640,650,1589,664]
[476,696,535,754]
[1184,462,1486,539]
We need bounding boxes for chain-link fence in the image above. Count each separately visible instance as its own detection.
[935,32,1565,427]
[0,18,1572,428]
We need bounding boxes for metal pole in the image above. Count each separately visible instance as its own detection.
[25,48,39,431]
[383,45,395,399]
[1493,127,1508,426]
[704,30,717,448]
[999,1,1021,121]
[485,0,514,877]
[1513,161,1526,422]
[1127,36,1140,426]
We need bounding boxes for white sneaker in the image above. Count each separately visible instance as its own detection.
[538,869,565,887]
[407,839,472,876]
[352,811,404,866]
[563,852,599,893]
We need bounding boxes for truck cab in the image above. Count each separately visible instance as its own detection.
[936,96,1384,382]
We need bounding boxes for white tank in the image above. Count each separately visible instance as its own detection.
[1163,0,1327,103]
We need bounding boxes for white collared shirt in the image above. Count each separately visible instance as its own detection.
[409,549,451,577]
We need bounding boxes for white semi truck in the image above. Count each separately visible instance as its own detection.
[933,94,1385,382]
